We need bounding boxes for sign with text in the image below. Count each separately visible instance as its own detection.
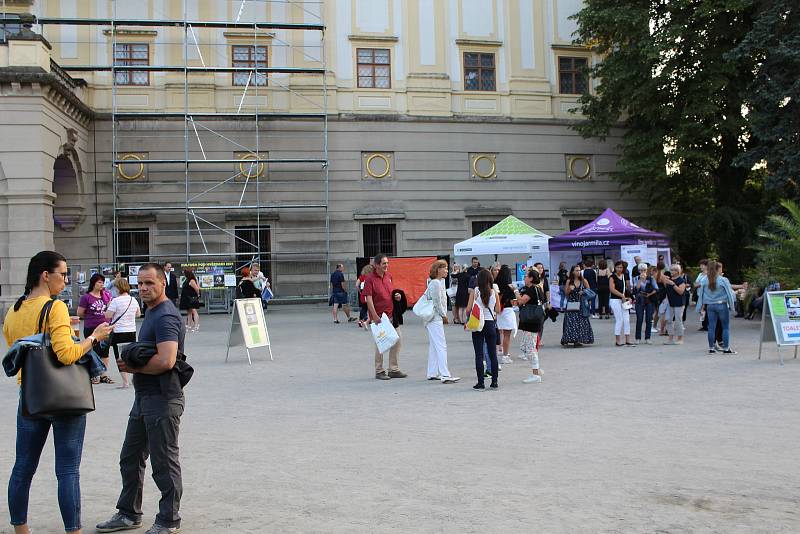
[761,291,800,347]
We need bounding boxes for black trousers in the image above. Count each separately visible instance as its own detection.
[110,331,137,360]
[597,290,610,316]
[472,320,498,385]
[117,393,184,529]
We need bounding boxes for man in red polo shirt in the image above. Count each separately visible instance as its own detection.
[363,253,407,380]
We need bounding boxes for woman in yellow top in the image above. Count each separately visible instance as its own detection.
[2,251,112,534]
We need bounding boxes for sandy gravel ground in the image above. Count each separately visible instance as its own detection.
[1,306,798,533]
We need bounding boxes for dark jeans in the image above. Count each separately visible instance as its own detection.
[117,393,185,529]
[598,290,610,316]
[702,313,724,342]
[8,398,85,532]
[359,304,369,321]
[472,320,498,385]
[634,300,654,340]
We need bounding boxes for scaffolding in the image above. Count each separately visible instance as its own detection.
[36,0,330,299]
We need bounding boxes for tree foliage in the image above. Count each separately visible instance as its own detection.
[730,0,800,201]
[570,0,792,276]
[749,200,800,289]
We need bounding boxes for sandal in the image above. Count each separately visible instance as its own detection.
[91,377,100,385]
[99,375,115,384]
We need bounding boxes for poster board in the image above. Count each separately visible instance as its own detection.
[225,298,272,364]
[758,290,800,364]
[620,245,657,277]
[180,262,235,289]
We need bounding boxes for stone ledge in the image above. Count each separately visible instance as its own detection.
[464,206,513,217]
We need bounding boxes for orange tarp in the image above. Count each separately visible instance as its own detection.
[387,256,437,306]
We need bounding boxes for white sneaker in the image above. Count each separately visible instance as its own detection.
[518,353,528,361]
[441,376,461,383]
[645,339,653,345]
[634,339,641,345]
[500,355,513,364]
[591,314,599,319]
[523,374,542,384]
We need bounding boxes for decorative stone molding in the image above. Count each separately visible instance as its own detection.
[353,207,405,220]
[362,152,393,180]
[348,35,399,42]
[469,153,497,180]
[52,131,88,232]
[464,206,512,217]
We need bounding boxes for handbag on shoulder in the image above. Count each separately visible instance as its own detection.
[21,299,95,418]
[519,286,545,332]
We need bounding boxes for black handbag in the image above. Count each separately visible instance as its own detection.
[21,299,95,418]
[519,286,545,332]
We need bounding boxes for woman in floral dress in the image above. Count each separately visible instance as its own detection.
[561,265,594,346]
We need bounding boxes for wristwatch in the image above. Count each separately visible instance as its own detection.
[87,335,97,345]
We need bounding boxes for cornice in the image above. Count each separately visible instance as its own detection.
[0,67,94,124]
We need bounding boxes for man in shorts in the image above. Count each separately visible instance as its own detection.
[330,263,355,323]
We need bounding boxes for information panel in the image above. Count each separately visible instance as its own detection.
[759,290,800,364]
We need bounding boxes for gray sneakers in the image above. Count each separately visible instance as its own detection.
[96,512,143,532]
[145,524,181,534]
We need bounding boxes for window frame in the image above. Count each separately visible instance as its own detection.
[234,224,272,281]
[113,43,150,87]
[471,220,500,236]
[462,52,496,92]
[232,44,269,87]
[363,223,397,258]
[115,228,150,264]
[356,48,392,89]
[557,56,589,95]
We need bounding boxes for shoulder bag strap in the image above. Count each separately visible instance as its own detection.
[110,296,133,326]
[37,298,57,345]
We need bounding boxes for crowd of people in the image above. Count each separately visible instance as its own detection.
[340,253,747,391]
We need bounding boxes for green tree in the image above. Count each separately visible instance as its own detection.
[730,0,799,201]
[571,0,766,276]
[750,200,800,289]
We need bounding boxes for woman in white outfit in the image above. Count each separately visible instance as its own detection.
[424,260,460,383]
[104,277,141,388]
[609,260,634,346]
[495,265,518,363]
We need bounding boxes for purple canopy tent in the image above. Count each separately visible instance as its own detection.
[548,208,669,251]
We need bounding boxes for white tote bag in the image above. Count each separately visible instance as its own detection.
[412,282,436,321]
[371,313,400,354]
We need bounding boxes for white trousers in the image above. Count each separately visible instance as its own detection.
[609,299,631,336]
[425,320,451,379]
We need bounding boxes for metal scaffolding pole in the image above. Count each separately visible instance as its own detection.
[36,17,325,31]
[183,0,190,261]
[94,1,330,294]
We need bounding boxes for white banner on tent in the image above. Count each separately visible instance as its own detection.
[620,245,656,277]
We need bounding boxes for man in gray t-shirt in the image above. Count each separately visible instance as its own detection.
[97,263,186,534]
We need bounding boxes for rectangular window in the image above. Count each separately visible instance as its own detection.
[232,45,268,86]
[558,56,588,95]
[116,228,150,263]
[463,52,496,91]
[114,43,149,86]
[569,219,593,231]
[357,48,391,89]
[471,221,499,236]
[234,225,272,280]
[363,224,397,258]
